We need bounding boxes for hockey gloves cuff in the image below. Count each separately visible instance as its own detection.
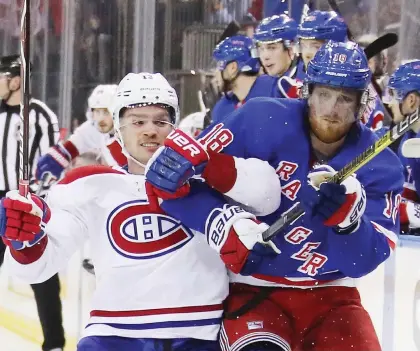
[205,205,280,274]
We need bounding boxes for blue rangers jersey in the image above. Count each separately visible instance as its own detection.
[162,97,404,288]
[211,75,282,124]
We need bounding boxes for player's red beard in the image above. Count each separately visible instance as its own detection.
[308,110,354,144]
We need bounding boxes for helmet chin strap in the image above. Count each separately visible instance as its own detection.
[121,147,148,169]
[115,130,148,170]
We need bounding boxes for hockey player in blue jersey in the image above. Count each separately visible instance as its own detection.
[254,14,298,78]
[296,10,348,81]
[211,35,283,124]
[146,41,404,351]
[297,11,384,131]
[383,60,420,233]
[253,14,302,99]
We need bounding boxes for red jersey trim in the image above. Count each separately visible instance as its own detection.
[90,303,223,318]
[107,140,127,166]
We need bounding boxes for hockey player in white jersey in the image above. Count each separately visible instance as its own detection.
[178,111,207,138]
[35,84,126,184]
[0,73,228,351]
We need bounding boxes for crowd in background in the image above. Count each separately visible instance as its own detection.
[0,0,410,133]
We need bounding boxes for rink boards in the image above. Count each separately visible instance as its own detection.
[1,237,420,351]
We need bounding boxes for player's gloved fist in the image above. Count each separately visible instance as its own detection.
[400,201,420,230]
[277,76,302,98]
[0,190,50,250]
[35,142,72,181]
[206,205,280,274]
[145,129,209,194]
[300,165,366,234]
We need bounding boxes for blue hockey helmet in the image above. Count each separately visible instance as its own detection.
[213,35,260,73]
[383,60,420,104]
[304,41,371,91]
[254,14,298,46]
[298,10,347,42]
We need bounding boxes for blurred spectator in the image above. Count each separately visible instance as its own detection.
[78,0,119,83]
[208,0,233,24]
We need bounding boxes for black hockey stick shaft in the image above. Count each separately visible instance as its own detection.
[262,109,420,242]
[364,33,398,60]
[19,0,31,197]
[217,20,241,44]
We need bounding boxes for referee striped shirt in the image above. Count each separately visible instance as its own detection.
[0,98,59,192]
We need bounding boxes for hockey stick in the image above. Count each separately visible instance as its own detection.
[19,0,31,197]
[197,90,212,129]
[217,20,241,44]
[364,33,398,61]
[401,138,420,158]
[262,108,420,241]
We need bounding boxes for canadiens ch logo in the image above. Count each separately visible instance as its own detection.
[107,200,193,259]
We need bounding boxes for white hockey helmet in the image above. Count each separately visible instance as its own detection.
[113,72,180,131]
[87,84,118,118]
[178,111,207,138]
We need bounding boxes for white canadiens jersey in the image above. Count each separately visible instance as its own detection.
[69,121,126,167]
[6,166,228,340]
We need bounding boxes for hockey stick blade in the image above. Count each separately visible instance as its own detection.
[364,33,398,60]
[217,20,241,44]
[262,109,420,242]
[401,138,420,158]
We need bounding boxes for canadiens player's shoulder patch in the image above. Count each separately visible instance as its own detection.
[59,165,123,184]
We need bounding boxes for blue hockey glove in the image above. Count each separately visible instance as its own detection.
[300,165,366,234]
[145,129,209,194]
[35,142,72,182]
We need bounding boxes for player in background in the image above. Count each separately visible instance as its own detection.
[253,14,298,78]
[146,41,404,351]
[297,11,384,131]
[35,84,125,184]
[178,111,208,138]
[383,60,420,234]
[253,14,302,99]
[356,33,388,130]
[296,10,348,81]
[211,35,283,124]
[358,34,389,91]
[0,72,228,351]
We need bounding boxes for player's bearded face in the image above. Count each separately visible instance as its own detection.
[92,108,113,133]
[308,85,359,144]
[258,42,291,76]
[220,62,238,92]
[119,105,174,165]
